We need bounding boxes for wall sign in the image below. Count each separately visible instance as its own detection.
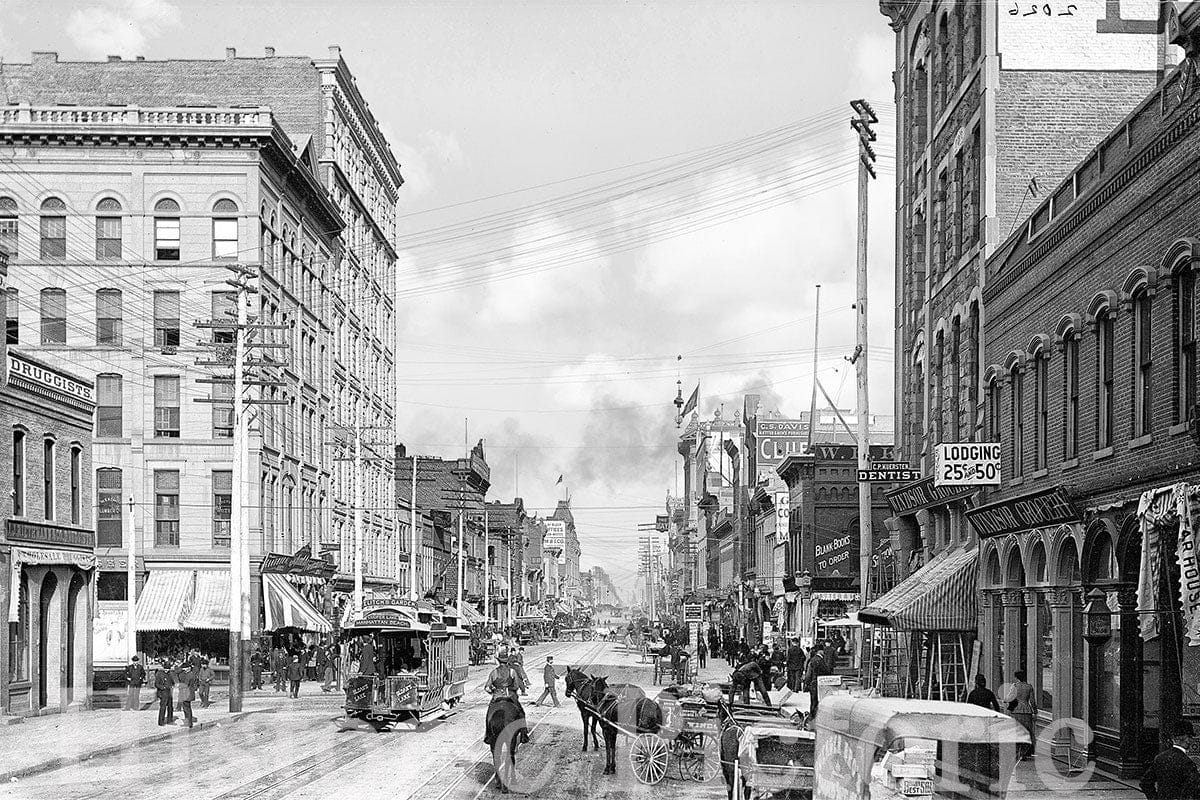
[6,353,94,403]
[886,477,975,515]
[6,519,93,549]
[965,487,1078,538]
[260,551,335,579]
[935,443,1001,487]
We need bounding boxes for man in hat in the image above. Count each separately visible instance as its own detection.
[484,647,529,744]
[124,655,146,711]
[1140,720,1200,799]
[786,636,806,692]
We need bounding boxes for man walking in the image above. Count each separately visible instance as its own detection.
[287,654,304,699]
[1140,720,1200,799]
[124,655,146,711]
[273,646,288,693]
[532,655,561,707]
[803,641,831,721]
[250,648,264,691]
[511,646,530,696]
[197,659,215,708]
[786,637,806,692]
[696,636,707,670]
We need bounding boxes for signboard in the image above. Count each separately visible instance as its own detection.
[260,551,335,580]
[886,476,975,515]
[998,0,1159,72]
[6,519,93,549]
[6,352,94,404]
[683,603,703,624]
[655,515,669,532]
[93,600,130,666]
[362,611,413,628]
[775,492,791,543]
[858,462,922,483]
[346,677,373,707]
[816,527,856,579]
[755,419,808,482]
[392,680,418,707]
[934,443,1001,487]
[965,487,1079,538]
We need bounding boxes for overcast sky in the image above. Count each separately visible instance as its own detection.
[2,0,897,600]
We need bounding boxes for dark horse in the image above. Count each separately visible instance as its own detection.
[596,684,662,775]
[485,697,528,794]
[564,667,606,751]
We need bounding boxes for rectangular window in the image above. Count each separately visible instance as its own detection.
[934,334,945,445]
[211,291,236,344]
[1065,337,1079,460]
[1099,313,1115,448]
[213,218,238,260]
[4,287,17,344]
[96,468,123,547]
[1180,270,1196,423]
[70,446,81,525]
[1012,368,1024,478]
[0,216,17,259]
[96,374,123,437]
[8,579,28,681]
[11,430,24,516]
[153,376,181,438]
[950,319,961,441]
[212,381,233,438]
[95,289,122,346]
[42,438,54,520]
[1034,356,1048,471]
[1134,293,1153,437]
[40,288,66,344]
[153,291,180,348]
[153,470,180,547]
[154,217,180,261]
[95,216,122,259]
[39,214,66,259]
[212,470,232,548]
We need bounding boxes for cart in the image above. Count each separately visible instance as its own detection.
[717,699,814,800]
[628,694,723,785]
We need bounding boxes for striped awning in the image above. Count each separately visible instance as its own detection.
[182,570,230,630]
[858,547,978,632]
[456,604,487,625]
[262,573,332,633]
[135,570,193,631]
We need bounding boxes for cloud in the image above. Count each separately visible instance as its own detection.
[391,128,467,202]
[66,0,181,58]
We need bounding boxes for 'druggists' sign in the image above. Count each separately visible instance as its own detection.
[6,352,94,404]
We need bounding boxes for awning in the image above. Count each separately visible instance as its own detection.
[555,601,571,615]
[858,547,979,631]
[182,570,230,629]
[136,570,193,631]
[262,573,332,633]
[456,604,487,625]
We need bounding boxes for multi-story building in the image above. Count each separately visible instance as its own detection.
[485,498,529,624]
[872,0,1170,701]
[0,48,402,657]
[542,518,566,610]
[1,255,98,715]
[550,501,582,603]
[522,515,546,611]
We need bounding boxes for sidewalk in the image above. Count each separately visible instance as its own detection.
[0,681,338,783]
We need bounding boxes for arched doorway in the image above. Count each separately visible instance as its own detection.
[1003,546,1028,682]
[66,572,87,705]
[38,571,59,709]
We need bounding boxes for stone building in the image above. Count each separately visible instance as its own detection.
[0,48,402,660]
[1,254,98,715]
[974,7,1200,773]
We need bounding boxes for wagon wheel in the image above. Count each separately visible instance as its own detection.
[629,733,670,784]
[677,733,721,783]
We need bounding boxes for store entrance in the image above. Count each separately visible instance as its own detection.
[38,572,58,709]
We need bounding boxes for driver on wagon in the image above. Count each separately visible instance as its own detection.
[484,647,530,745]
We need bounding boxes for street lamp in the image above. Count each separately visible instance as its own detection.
[1083,588,1113,642]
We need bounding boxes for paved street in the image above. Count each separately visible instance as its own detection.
[0,640,1144,800]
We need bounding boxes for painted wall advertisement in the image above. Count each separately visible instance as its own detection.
[815,525,857,579]
[94,600,130,666]
[755,419,807,483]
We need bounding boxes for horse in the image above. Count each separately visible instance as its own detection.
[485,696,528,794]
[564,667,606,752]
[595,684,662,776]
[716,700,744,800]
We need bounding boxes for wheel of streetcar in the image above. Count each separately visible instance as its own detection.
[680,733,721,783]
[630,733,670,784]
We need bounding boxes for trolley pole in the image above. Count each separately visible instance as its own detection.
[851,98,878,609]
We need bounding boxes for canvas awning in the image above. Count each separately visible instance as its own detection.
[262,573,332,633]
[858,547,979,632]
[135,570,193,631]
[182,570,230,629]
[456,604,487,625]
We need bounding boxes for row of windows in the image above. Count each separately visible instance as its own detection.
[10,430,82,525]
[4,287,221,348]
[95,468,231,549]
[0,196,239,262]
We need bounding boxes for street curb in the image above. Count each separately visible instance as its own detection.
[0,706,277,784]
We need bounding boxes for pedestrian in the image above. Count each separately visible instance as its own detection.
[250,649,264,690]
[124,655,146,711]
[965,674,1000,712]
[315,645,328,683]
[1140,720,1200,800]
[786,637,806,692]
[729,656,763,706]
[306,645,318,681]
[669,644,681,685]
[511,646,529,695]
[323,646,338,693]
[770,643,787,688]
[197,659,215,708]
[154,659,174,726]
[170,659,185,711]
[359,635,377,677]
[803,641,831,721]
[177,664,197,728]
[754,646,774,701]
[273,646,288,692]
[697,636,707,670]
[287,654,304,698]
[533,655,561,707]
[1004,670,1037,760]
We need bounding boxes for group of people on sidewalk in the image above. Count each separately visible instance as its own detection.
[122,651,216,728]
[250,642,338,698]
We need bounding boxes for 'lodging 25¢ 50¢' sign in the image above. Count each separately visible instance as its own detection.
[934,443,1001,487]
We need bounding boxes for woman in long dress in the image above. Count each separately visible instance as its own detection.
[1006,669,1037,760]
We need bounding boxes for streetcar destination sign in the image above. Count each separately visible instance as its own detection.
[934,443,1001,487]
[857,462,922,482]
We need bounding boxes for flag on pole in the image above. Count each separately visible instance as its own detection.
[556,475,563,485]
[681,383,699,417]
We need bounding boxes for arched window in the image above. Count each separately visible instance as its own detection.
[0,196,17,258]
[1086,531,1117,584]
[39,197,66,260]
[1096,308,1115,448]
[154,198,180,261]
[42,436,55,520]
[11,428,25,516]
[1178,266,1196,423]
[95,288,122,345]
[39,287,66,344]
[934,329,946,444]
[1029,541,1047,584]
[950,317,962,441]
[69,444,82,525]
[968,302,980,439]
[986,373,1001,442]
[95,197,122,259]
[212,199,238,259]
[1032,346,1049,471]
[1133,287,1153,437]
[1064,331,1080,460]
[936,14,952,115]
[1010,363,1024,478]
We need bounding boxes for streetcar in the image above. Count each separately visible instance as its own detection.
[336,598,470,732]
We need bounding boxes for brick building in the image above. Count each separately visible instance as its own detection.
[872,0,1171,702]
[974,8,1200,773]
[1,255,98,715]
[0,48,402,662]
[486,498,530,624]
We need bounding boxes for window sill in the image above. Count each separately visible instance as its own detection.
[1093,446,1115,461]
[1060,458,1080,471]
[1170,422,1192,437]
[1008,477,1025,488]
[1031,469,1049,480]
[1129,434,1154,451]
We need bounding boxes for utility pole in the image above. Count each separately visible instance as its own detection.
[851,98,878,609]
[484,508,491,622]
[410,454,419,601]
[126,495,136,662]
[457,510,465,611]
[354,424,364,612]
[808,285,821,453]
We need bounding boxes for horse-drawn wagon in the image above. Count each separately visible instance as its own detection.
[628,693,723,784]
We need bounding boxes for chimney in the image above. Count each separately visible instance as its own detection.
[264,46,275,57]
[328,45,341,59]
[107,55,121,62]
[225,47,237,60]
[31,51,58,66]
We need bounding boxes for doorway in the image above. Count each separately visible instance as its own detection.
[38,572,58,709]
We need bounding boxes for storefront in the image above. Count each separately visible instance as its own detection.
[134,568,231,664]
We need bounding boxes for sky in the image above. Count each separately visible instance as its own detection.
[1,0,898,601]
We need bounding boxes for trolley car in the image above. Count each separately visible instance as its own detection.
[336,598,470,732]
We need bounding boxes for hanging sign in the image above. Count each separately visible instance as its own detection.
[935,442,1001,486]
